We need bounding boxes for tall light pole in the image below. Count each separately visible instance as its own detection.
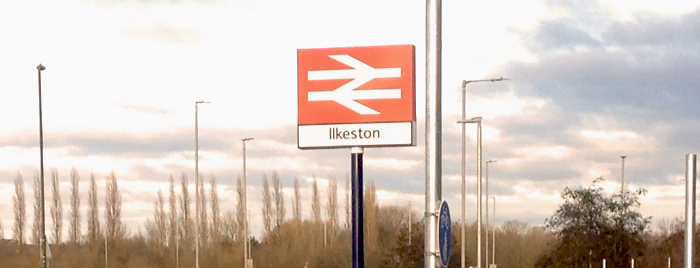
[490,196,496,267]
[242,137,253,268]
[485,159,497,268]
[459,77,507,268]
[459,116,482,268]
[621,156,626,197]
[36,63,48,268]
[194,101,209,268]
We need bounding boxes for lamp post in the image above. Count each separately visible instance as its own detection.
[242,137,253,268]
[621,156,626,197]
[490,196,496,267]
[194,101,209,268]
[485,159,497,268]
[459,77,507,268]
[36,63,48,268]
[461,117,482,268]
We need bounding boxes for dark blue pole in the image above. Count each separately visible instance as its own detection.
[351,148,364,268]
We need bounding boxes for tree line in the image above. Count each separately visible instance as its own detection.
[2,173,699,267]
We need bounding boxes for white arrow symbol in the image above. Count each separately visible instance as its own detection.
[307,55,401,115]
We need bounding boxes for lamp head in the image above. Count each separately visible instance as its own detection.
[37,64,46,71]
[196,101,210,104]
[242,137,254,142]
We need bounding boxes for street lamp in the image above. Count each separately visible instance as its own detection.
[242,137,253,268]
[621,156,627,197]
[458,116,483,268]
[36,63,48,268]
[194,100,209,268]
[459,77,508,268]
[485,159,497,268]
[490,196,496,267]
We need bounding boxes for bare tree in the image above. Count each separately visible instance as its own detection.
[364,180,378,248]
[51,168,63,244]
[105,171,123,240]
[326,176,338,230]
[69,167,80,244]
[180,173,191,245]
[198,173,208,245]
[293,177,302,222]
[311,176,320,224]
[345,175,350,228]
[272,171,285,228]
[87,173,100,242]
[262,173,272,234]
[169,175,177,248]
[220,211,238,243]
[236,176,245,241]
[209,175,220,244]
[32,174,42,245]
[13,172,26,248]
[152,188,167,246]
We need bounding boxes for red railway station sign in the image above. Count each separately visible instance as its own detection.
[297,44,416,149]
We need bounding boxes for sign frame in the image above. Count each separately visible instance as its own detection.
[297,44,416,150]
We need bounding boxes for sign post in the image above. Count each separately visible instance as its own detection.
[298,45,416,268]
[351,147,364,268]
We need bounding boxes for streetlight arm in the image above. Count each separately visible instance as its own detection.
[463,77,509,86]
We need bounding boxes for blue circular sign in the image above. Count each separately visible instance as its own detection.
[438,200,452,267]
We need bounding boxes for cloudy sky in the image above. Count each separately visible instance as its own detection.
[1,0,699,240]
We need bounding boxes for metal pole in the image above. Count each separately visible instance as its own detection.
[684,154,696,268]
[491,197,495,266]
[37,64,48,268]
[476,119,482,268]
[105,226,108,268]
[425,0,442,267]
[242,138,253,268]
[621,156,626,198]
[459,78,507,268]
[485,160,496,268]
[460,81,467,268]
[195,102,199,268]
[194,101,208,268]
[351,147,364,268]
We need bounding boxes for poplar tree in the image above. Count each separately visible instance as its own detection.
[327,176,338,230]
[153,188,167,246]
[209,175,220,244]
[198,173,208,245]
[51,168,63,244]
[262,174,272,234]
[105,171,123,240]
[272,171,285,228]
[13,173,26,248]
[293,177,302,222]
[311,177,320,223]
[180,173,191,245]
[69,167,80,244]
[32,174,42,245]
[87,173,100,242]
[345,175,350,228]
[169,175,177,248]
[236,176,245,240]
